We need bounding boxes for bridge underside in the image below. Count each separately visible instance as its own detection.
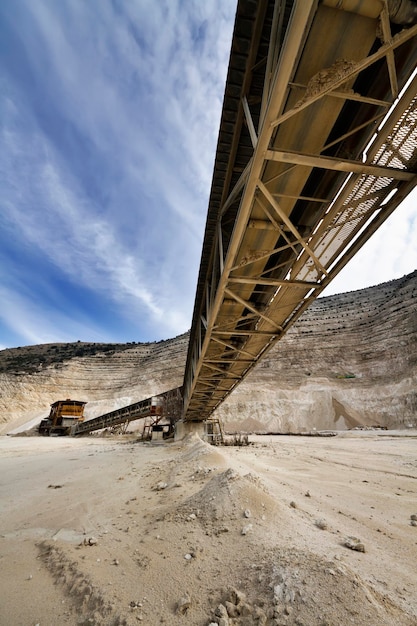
[183,0,417,421]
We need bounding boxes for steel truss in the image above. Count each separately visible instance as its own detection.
[182,0,417,421]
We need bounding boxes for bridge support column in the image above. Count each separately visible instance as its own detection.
[175,420,205,441]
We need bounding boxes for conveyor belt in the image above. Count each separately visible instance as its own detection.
[72,387,182,435]
[182,0,417,421]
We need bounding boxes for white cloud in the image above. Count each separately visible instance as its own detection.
[2,0,415,351]
[0,284,102,345]
[0,0,236,345]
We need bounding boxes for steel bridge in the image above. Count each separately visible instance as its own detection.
[182,0,417,421]
[73,0,417,436]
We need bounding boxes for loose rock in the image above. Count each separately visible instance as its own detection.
[241,523,253,535]
[315,519,327,530]
[84,537,98,546]
[215,604,228,618]
[176,592,191,615]
[230,588,246,606]
[344,536,365,552]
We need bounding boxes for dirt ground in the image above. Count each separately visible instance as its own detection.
[0,431,416,626]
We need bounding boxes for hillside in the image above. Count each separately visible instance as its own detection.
[217,270,417,432]
[0,271,416,434]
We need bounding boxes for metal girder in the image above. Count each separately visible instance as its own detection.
[264,148,415,180]
[228,276,321,288]
[211,335,258,359]
[212,329,280,337]
[224,286,284,330]
[380,5,398,98]
[182,0,417,422]
[242,96,258,148]
[289,81,391,107]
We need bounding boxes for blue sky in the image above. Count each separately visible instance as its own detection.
[1,1,416,350]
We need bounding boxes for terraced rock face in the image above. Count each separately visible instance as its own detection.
[216,271,417,432]
[1,272,416,434]
[0,336,189,433]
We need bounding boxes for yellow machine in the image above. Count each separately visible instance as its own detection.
[39,399,86,436]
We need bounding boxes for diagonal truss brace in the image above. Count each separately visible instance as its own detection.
[265,148,414,180]
[257,180,329,277]
[224,286,283,331]
[242,96,258,149]
[210,335,257,359]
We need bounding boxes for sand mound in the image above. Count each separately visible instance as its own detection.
[172,467,273,528]
[206,546,414,626]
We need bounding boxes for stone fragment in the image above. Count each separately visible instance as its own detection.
[315,519,327,530]
[290,501,297,509]
[229,588,246,606]
[239,602,252,616]
[410,514,417,521]
[410,520,417,527]
[244,508,251,518]
[215,604,228,618]
[241,523,253,535]
[156,482,168,491]
[85,536,98,546]
[225,600,239,617]
[344,536,365,552]
[176,592,191,615]
[273,603,284,617]
[254,606,267,621]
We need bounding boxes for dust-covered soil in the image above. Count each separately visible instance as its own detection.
[0,432,416,625]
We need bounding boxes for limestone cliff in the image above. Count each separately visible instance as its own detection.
[1,272,416,434]
[215,270,417,431]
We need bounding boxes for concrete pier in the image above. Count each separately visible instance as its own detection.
[174,420,205,440]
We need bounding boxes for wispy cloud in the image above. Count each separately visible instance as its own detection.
[1,0,416,350]
[0,0,235,346]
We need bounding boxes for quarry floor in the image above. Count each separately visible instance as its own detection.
[0,431,416,625]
